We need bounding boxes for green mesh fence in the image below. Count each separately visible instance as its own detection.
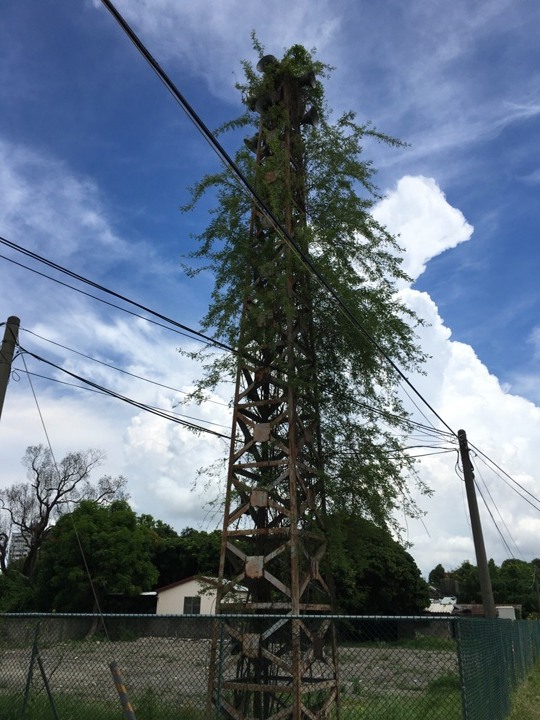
[0,613,537,719]
[456,617,540,720]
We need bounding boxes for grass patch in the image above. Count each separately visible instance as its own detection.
[340,674,462,720]
[1,676,461,720]
[0,692,205,720]
[507,659,540,720]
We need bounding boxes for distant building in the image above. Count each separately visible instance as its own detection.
[426,597,456,614]
[156,576,247,615]
[452,604,522,619]
[7,532,27,566]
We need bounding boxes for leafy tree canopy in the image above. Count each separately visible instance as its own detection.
[182,38,429,530]
[35,500,158,612]
[139,516,223,588]
[432,558,540,615]
[428,563,446,588]
[326,513,429,614]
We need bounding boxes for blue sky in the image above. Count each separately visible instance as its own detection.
[1,0,540,577]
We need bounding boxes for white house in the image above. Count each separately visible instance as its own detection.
[155,576,247,615]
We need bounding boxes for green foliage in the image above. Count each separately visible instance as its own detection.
[326,514,429,614]
[442,557,540,614]
[428,563,446,588]
[35,500,158,612]
[141,516,222,587]
[0,568,38,612]
[181,40,429,529]
[0,693,205,720]
[340,673,462,719]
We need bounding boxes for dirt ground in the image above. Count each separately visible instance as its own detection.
[1,636,458,702]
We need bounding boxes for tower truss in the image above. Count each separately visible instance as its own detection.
[208,54,339,720]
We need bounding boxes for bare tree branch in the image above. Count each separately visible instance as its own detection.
[0,444,128,578]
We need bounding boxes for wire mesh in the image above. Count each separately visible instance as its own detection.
[456,617,540,720]
[0,613,537,719]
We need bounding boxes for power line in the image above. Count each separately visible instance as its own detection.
[0,251,218,346]
[20,327,229,408]
[469,440,540,507]
[98,0,458,438]
[13,366,231,432]
[474,477,516,559]
[17,345,231,440]
[474,460,521,558]
[472,453,540,513]
[0,236,236,356]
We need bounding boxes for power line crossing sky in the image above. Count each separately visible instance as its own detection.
[1,0,540,575]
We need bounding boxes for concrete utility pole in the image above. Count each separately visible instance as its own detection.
[458,428,497,619]
[0,316,20,422]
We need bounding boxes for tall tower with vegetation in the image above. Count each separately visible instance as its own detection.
[208,50,338,719]
[185,41,427,720]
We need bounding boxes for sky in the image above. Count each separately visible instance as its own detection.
[1,0,540,580]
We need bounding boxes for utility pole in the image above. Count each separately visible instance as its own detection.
[458,429,497,619]
[0,316,20,422]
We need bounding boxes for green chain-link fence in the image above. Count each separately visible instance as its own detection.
[456,617,540,720]
[0,613,538,719]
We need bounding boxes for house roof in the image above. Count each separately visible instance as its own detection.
[156,575,249,595]
[426,601,455,614]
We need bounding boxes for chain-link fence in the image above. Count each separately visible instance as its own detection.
[456,617,540,720]
[0,613,538,719]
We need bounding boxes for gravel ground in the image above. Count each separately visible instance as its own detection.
[1,636,458,702]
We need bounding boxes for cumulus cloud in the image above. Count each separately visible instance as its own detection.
[404,284,540,574]
[123,402,231,527]
[373,175,473,282]
[373,176,540,575]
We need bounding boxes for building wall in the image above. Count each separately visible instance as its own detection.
[156,578,217,615]
[7,532,27,566]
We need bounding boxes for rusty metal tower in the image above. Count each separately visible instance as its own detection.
[208,54,339,719]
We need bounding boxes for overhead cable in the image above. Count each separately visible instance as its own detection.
[469,441,540,507]
[98,0,457,438]
[20,326,229,408]
[474,477,516,558]
[17,345,231,440]
[0,236,235,356]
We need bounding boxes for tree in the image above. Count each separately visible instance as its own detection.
[326,513,429,614]
[0,445,127,578]
[182,39,428,529]
[428,563,446,590]
[452,560,481,603]
[0,513,9,575]
[449,558,539,615]
[139,514,224,588]
[35,500,158,612]
[496,559,536,614]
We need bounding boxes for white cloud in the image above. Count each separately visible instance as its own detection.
[373,176,540,575]
[106,0,341,101]
[0,140,126,266]
[373,175,473,282]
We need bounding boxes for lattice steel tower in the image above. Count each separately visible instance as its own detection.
[208,53,339,719]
